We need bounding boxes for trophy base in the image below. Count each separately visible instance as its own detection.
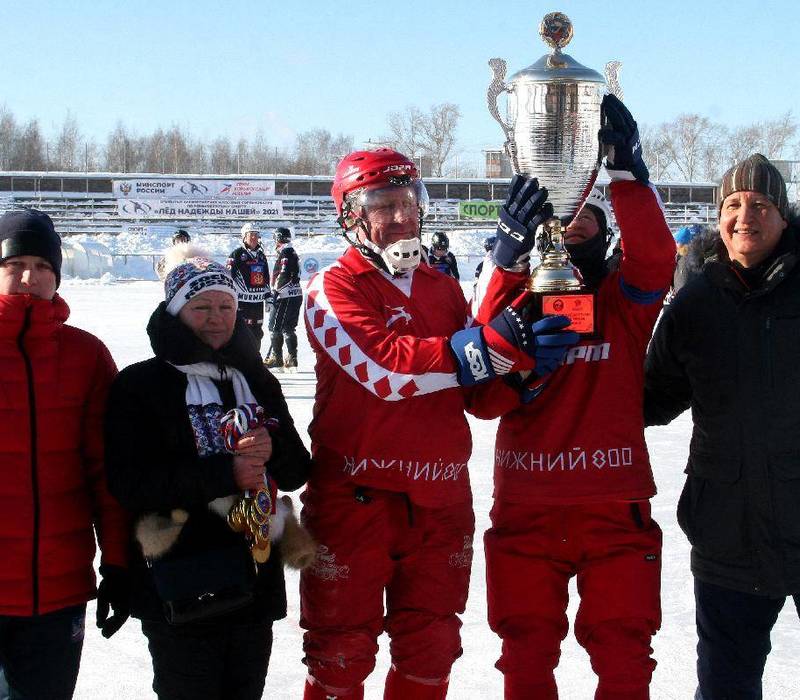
[531,289,597,337]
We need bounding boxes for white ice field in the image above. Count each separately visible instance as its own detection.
[56,239,799,698]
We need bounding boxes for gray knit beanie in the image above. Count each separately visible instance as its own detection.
[718,153,788,220]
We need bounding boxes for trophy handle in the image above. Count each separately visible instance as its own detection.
[597,61,624,171]
[487,58,521,174]
[604,60,623,100]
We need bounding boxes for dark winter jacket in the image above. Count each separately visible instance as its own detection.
[645,224,800,596]
[0,293,128,616]
[104,304,311,622]
[428,251,460,280]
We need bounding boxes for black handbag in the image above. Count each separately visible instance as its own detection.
[149,544,256,625]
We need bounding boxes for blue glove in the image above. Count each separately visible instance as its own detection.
[599,94,649,183]
[450,311,579,386]
[493,175,554,269]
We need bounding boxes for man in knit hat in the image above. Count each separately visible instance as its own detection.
[0,209,130,699]
[645,154,799,699]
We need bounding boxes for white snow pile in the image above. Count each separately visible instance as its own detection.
[62,226,498,282]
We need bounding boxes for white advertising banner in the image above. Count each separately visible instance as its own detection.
[113,178,276,199]
[117,199,284,219]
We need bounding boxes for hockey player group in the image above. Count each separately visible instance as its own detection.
[1,93,797,700]
[226,223,303,372]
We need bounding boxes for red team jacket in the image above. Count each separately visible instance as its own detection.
[0,294,129,616]
[472,180,676,505]
[305,247,473,507]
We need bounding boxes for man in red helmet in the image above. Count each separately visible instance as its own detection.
[300,148,578,700]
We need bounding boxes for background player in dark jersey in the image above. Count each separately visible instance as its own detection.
[264,227,302,370]
[227,223,271,351]
[428,231,460,279]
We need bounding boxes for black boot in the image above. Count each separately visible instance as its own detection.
[264,333,284,368]
[284,331,298,370]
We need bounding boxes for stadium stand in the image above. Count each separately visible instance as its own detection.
[0,172,720,238]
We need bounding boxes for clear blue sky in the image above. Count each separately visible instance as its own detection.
[2,0,798,169]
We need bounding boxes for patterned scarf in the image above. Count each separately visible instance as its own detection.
[169,362,258,457]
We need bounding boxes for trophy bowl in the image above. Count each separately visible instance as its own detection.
[487,12,619,219]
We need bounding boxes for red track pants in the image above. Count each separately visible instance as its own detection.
[485,500,662,700]
[300,481,474,696]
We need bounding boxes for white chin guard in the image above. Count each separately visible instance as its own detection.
[362,236,422,275]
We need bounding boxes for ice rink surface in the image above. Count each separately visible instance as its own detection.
[58,279,799,699]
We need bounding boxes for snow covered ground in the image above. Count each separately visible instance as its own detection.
[57,275,800,700]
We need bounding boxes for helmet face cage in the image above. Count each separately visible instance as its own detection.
[342,179,429,234]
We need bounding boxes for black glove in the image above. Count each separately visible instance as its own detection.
[493,175,554,269]
[599,94,649,183]
[96,564,130,638]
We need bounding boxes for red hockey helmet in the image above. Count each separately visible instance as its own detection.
[332,148,419,218]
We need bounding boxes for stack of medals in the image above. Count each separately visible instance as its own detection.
[220,404,280,564]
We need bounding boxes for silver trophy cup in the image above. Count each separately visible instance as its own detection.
[487,11,621,321]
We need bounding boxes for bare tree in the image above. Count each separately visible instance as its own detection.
[235,137,248,174]
[82,138,101,172]
[658,114,716,181]
[210,137,235,174]
[250,131,271,173]
[420,103,461,176]
[760,112,797,160]
[141,128,168,173]
[0,106,18,170]
[699,123,729,182]
[383,103,461,176]
[54,112,81,170]
[385,106,426,161]
[726,124,762,167]
[640,123,675,181]
[105,122,133,172]
[293,129,353,175]
[17,120,46,171]
[165,126,192,174]
[293,129,331,175]
[189,141,207,174]
[329,133,354,171]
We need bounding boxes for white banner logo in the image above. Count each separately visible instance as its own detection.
[113,178,276,199]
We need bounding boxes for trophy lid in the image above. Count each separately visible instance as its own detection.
[508,12,605,84]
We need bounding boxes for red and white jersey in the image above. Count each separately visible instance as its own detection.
[305,247,473,507]
[471,180,676,505]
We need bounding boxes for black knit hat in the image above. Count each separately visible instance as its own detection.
[719,153,788,220]
[0,210,62,287]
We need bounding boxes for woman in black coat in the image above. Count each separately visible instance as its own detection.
[105,249,312,700]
